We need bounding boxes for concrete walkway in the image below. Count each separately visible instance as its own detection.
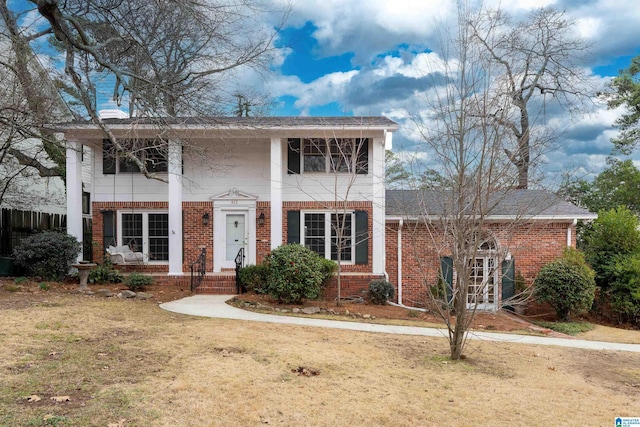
[160,295,640,353]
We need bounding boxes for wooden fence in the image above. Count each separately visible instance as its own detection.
[0,208,67,256]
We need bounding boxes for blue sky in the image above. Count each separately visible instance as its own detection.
[10,0,640,184]
[247,0,640,185]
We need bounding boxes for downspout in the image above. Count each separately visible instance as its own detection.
[387,218,426,312]
[397,219,403,305]
[384,219,403,305]
[567,219,577,247]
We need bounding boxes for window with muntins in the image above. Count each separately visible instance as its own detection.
[302,212,355,262]
[119,212,169,262]
[104,139,168,174]
[290,138,368,174]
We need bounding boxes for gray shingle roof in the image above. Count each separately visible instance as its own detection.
[63,116,398,130]
[385,189,596,219]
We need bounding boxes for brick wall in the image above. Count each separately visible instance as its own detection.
[93,201,214,272]
[385,220,576,307]
[92,200,374,279]
[256,201,271,263]
[283,201,373,273]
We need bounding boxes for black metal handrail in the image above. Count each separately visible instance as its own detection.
[190,247,206,292]
[234,247,245,294]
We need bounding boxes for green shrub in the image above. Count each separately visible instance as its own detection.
[608,253,640,325]
[14,276,27,285]
[39,282,49,291]
[12,231,81,281]
[124,272,154,292]
[319,258,337,285]
[265,244,328,304]
[89,259,123,284]
[239,264,269,293]
[580,206,640,290]
[534,248,596,321]
[369,279,395,305]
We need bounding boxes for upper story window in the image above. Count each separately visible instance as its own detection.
[103,138,168,174]
[288,138,369,175]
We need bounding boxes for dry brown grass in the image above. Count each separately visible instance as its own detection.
[1,293,640,426]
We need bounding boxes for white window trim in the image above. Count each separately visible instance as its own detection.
[466,255,498,310]
[301,210,356,263]
[117,210,169,264]
[108,139,169,174]
[300,138,367,175]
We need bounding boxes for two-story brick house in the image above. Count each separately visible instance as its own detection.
[60,116,596,309]
[62,116,395,293]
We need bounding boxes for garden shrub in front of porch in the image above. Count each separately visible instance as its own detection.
[239,264,269,294]
[124,272,154,292]
[265,244,335,304]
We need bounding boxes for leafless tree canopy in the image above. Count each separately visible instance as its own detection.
[0,0,287,183]
[408,3,555,359]
[469,7,594,189]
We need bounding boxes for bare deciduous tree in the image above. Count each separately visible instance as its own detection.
[1,0,287,183]
[469,7,594,189]
[407,3,544,360]
[0,4,71,207]
[289,132,371,305]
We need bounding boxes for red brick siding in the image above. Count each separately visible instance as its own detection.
[385,220,576,306]
[322,274,385,300]
[256,201,271,263]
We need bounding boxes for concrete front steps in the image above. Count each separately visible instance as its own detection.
[155,272,239,295]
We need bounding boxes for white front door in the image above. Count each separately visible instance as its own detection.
[225,213,247,264]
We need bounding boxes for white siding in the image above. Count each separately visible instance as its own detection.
[91,134,380,204]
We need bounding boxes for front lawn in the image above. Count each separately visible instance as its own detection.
[1,287,639,426]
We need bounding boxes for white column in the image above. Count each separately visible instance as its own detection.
[168,140,183,275]
[66,139,83,261]
[270,137,283,249]
[372,136,387,275]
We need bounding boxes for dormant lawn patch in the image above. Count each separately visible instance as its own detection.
[1,291,639,426]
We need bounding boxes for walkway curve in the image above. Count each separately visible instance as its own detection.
[160,295,640,353]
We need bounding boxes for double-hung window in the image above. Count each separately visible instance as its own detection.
[119,212,169,262]
[288,138,368,174]
[104,138,168,174]
[302,212,354,262]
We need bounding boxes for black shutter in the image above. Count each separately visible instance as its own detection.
[102,210,116,251]
[287,210,300,244]
[355,210,368,265]
[357,138,369,174]
[287,138,301,174]
[103,139,116,174]
[502,258,515,301]
[440,256,454,303]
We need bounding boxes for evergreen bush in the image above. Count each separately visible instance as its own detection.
[265,244,328,304]
[239,264,269,294]
[88,258,123,284]
[124,272,153,292]
[369,280,395,305]
[534,248,596,321]
[12,231,81,281]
